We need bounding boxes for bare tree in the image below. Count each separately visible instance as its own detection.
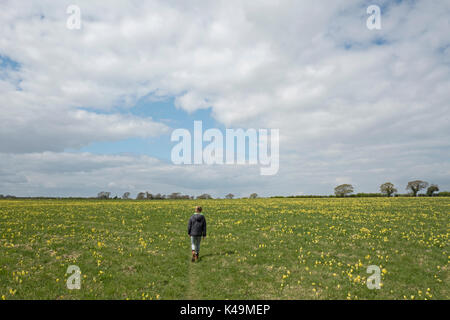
[426,184,439,197]
[334,184,354,197]
[136,192,146,200]
[97,191,110,199]
[249,193,258,199]
[380,182,397,197]
[406,180,428,197]
[122,192,130,199]
[225,193,234,199]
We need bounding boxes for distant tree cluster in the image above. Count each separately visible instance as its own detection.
[224,193,257,199]
[97,191,208,200]
[168,192,192,200]
[136,192,167,200]
[0,194,17,199]
[197,194,212,199]
[93,191,261,200]
[333,180,440,197]
[97,191,111,199]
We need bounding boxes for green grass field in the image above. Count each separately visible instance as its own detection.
[0,198,448,300]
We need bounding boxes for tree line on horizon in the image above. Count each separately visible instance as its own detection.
[96,191,259,200]
[1,180,447,200]
[333,180,441,197]
[92,180,446,200]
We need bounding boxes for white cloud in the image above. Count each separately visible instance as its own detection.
[0,152,269,197]
[0,106,169,152]
[1,149,448,197]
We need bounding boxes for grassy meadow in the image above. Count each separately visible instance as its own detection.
[0,197,448,300]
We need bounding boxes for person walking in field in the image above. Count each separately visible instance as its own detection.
[188,206,207,262]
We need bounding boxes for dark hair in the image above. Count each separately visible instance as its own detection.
[196,206,202,212]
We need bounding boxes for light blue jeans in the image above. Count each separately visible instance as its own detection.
[191,236,202,254]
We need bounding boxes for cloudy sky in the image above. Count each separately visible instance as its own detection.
[0,0,449,198]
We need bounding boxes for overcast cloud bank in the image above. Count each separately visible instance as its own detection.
[0,0,449,197]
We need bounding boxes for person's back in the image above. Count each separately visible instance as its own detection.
[188,213,206,236]
[188,206,206,262]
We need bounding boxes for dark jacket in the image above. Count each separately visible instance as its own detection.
[188,214,207,237]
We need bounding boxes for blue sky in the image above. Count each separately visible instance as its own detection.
[0,55,20,70]
[75,97,223,162]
